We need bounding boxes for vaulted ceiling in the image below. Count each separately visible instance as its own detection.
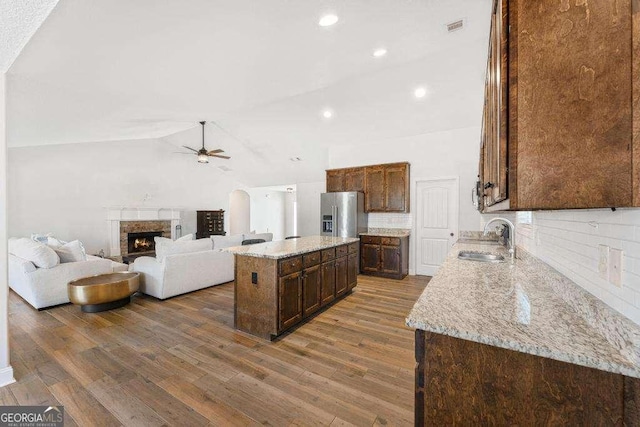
[7,0,492,149]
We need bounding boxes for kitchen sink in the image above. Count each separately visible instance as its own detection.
[457,251,505,263]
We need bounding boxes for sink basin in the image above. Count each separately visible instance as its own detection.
[458,251,505,263]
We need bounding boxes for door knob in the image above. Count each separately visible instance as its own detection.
[450,233,454,237]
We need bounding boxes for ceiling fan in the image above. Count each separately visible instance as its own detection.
[179,121,230,163]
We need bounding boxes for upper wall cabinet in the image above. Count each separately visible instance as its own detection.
[481,0,640,210]
[326,162,410,213]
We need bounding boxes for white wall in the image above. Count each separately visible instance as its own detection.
[0,74,14,387]
[517,209,640,326]
[8,139,244,254]
[246,188,286,240]
[229,189,250,235]
[284,192,296,237]
[296,181,324,237]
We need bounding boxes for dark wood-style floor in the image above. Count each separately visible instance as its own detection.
[1,274,429,426]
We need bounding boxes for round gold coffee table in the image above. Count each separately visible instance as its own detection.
[68,272,140,313]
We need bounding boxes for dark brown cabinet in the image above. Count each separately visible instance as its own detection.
[415,330,640,426]
[326,162,410,213]
[360,235,409,280]
[302,264,321,317]
[326,169,344,193]
[347,251,358,291]
[335,256,348,297]
[480,0,640,210]
[235,242,359,340]
[364,166,385,211]
[320,261,336,307]
[365,163,410,212]
[278,272,302,331]
[196,210,225,238]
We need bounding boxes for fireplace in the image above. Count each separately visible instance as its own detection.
[127,231,162,255]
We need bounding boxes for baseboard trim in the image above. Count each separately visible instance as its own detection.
[409,269,416,276]
[0,366,15,387]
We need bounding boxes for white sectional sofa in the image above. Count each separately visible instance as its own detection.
[130,232,273,300]
[9,253,128,310]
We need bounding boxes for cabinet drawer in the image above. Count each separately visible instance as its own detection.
[360,235,381,244]
[336,245,348,258]
[303,251,321,268]
[381,237,400,246]
[279,256,302,276]
[321,248,335,261]
[348,242,359,253]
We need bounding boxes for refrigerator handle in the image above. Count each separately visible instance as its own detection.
[332,206,337,237]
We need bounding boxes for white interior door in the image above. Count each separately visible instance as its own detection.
[416,178,459,276]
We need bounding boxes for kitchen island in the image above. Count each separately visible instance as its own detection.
[226,236,359,340]
[406,240,640,425]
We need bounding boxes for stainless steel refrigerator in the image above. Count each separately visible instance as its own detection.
[320,192,367,238]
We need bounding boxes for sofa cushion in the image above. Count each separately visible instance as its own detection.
[157,238,212,262]
[53,240,87,263]
[243,233,273,243]
[211,234,244,249]
[176,233,194,241]
[8,237,60,269]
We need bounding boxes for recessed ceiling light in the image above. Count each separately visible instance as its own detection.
[319,14,339,27]
[373,48,387,58]
[414,86,427,99]
[322,109,333,119]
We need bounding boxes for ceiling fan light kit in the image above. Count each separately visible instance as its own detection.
[180,121,230,163]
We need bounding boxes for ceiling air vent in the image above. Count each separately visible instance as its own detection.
[218,165,232,172]
[447,19,464,33]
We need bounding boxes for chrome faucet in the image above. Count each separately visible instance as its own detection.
[484,217,516,261]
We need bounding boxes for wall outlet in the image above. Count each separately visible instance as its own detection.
[598,245,609,280]
[609,248,623,288]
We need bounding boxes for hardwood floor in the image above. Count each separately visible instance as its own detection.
[2,274,429,426]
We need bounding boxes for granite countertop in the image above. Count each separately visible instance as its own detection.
[224,236,360,260]
[406,240,640,379]
[360,228,411,237]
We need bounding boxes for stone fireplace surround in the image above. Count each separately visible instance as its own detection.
[107,207,182,257]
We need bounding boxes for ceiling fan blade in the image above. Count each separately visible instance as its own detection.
[182,145,199,153]
[209,154,231,159]
[207,149,224,154]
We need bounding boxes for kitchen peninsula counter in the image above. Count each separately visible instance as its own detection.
[226,236,359,340]
[407,240,640,425]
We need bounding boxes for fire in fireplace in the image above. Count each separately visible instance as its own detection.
[127,231,163,255]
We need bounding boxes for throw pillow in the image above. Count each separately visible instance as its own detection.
[211,234,244,249]
[46,236,68,248]
[30,233,52,244]
[53,240,87,263]
[243,233,273,243]
[9,237,60,269]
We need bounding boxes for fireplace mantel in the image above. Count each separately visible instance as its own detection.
[106,207,183,256]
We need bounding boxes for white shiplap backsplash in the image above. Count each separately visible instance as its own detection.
[516,209,640,325]
[367,212,413,229]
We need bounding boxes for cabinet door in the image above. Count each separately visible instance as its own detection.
[482,0,508,207]
[278,272,302,331]
[320,261,336,306]
[344,168,365,192]
[380,245,401,275]
[302,265,321,317]
[365,166,385,212]
[361,243,380,273]
[385,164,409,212]
[347,252,358,290]
[326,170,345,192]
[335,256,348,297]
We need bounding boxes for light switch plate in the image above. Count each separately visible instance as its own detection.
[598,245,609,280]
[609,249,623,288]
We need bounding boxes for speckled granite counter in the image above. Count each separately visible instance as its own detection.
[406,240,640,378]
[225,236,359,259]
[360,228,411,237]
